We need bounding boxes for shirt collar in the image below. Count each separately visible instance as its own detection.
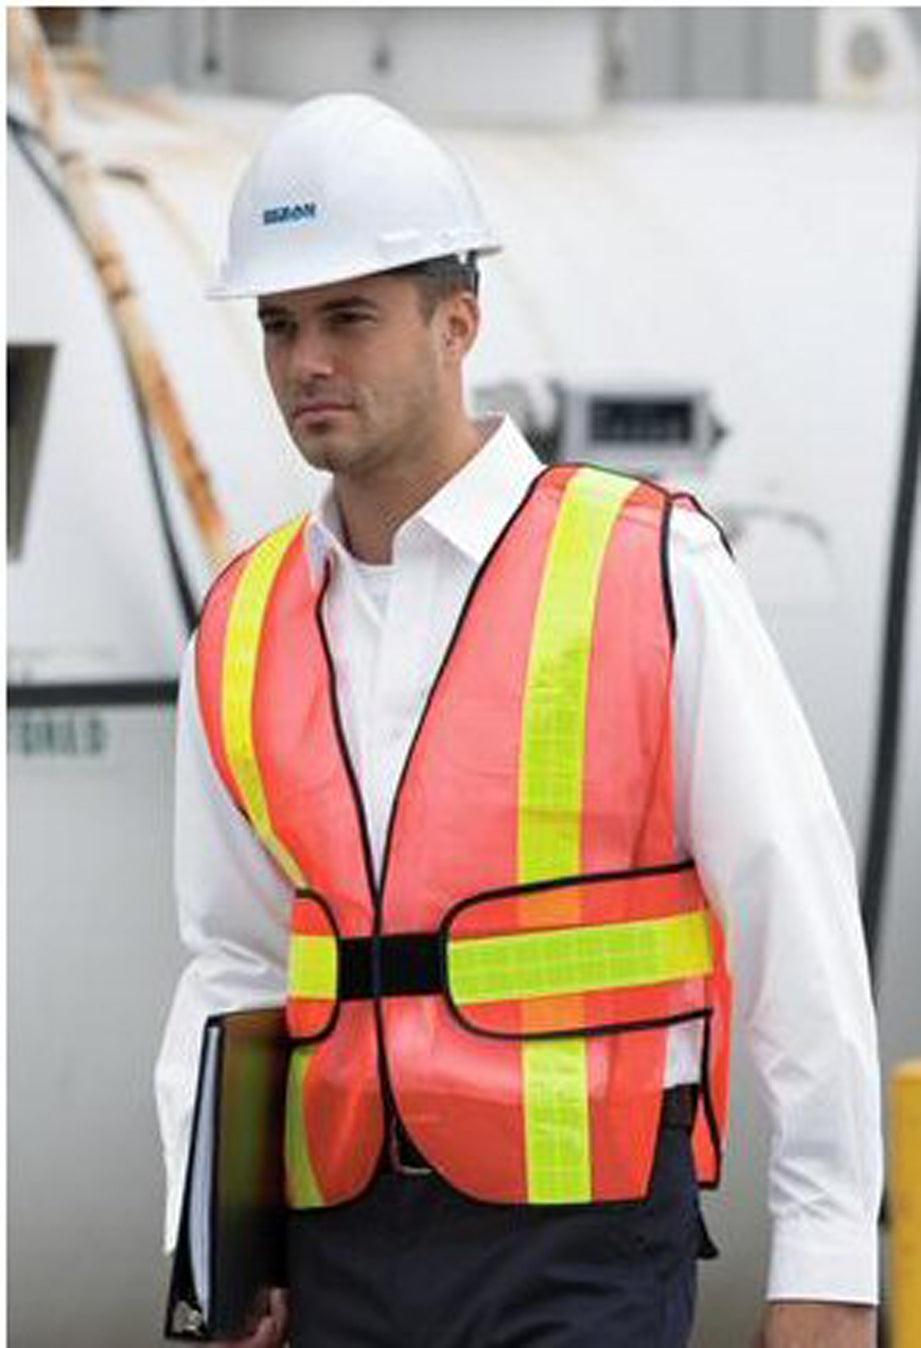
[305,415,543,577]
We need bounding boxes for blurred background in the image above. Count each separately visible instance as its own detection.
[7,6,921,1345]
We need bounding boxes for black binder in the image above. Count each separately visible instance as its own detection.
[165,1007,289,1341]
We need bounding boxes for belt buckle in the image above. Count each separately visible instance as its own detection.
[388,1121,433,1176]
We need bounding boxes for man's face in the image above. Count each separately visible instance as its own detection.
[258,273,455,481]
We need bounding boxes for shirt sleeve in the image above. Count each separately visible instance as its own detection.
[669,506,883,1304]
[154,636,292,1253]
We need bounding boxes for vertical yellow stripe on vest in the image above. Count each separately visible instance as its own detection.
[520,469,637,1202]
[222,517,307,887]
[522,1039,591,1200]
[285,1046,323,1207]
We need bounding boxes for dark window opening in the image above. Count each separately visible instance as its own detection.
[588,396,696,448]
[8,343,55,561]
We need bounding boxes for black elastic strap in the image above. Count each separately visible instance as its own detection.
[339,933,443,1000]
[660,1083,699,1130]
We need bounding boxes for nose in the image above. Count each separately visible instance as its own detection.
[288,326,335,382]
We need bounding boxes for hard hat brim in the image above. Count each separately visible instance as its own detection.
[206,241,503,301]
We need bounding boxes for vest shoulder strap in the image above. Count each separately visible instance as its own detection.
[199,512,313,622]
[195,514,311,886]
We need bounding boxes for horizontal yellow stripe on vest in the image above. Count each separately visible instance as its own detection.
[289,934,338,1001]
[449,910,713,1006]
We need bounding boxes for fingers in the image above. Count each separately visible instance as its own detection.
[246,1314,284,1348]
[250,1288,289,1347]
[268,1287,290,1342]
[213,1288,289,1348]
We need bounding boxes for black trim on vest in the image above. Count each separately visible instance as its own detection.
[299,917,711,1046]
[438,859,712,1043]
[561,464,676,645]
[315,469,548,1182]
[314,561,380,939]
[195,524,314,843]
[445,857,696,911]
[295,861,713,1047]
[695,1014,724,1191]
[444,998,714,1047]
[371,462,676,918]
[658,486,736,652]
[661,494,678,650]
[670,489,735,559]
[312,561,391,1112]
[374,467,550,903]
[279,465,719,1194]
[287,889,343,1046]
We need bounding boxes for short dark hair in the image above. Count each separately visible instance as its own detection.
[388,253,480,321]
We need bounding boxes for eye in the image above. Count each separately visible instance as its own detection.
[259,315,296,340]
[329,310,374,329]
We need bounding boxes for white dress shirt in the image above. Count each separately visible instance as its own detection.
[155,416,881,1303]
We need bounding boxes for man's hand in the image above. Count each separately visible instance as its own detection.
[754,1301,877,1347]
[215,1288,288,1348]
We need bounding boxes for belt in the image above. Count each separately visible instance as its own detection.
[384,1084,699,1177]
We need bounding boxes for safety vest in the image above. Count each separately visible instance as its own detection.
[196,464,732,1209]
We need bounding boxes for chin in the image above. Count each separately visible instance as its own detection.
[293,429,352,471]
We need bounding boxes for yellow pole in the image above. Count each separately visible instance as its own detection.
[7,6,232,571]
[893,1060,921,1346]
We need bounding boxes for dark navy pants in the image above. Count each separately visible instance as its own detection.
[287,1126,709,1347]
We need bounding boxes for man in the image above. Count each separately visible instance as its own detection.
[156,94,882,1347]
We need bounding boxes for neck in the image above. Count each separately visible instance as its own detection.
[335,415,485,564]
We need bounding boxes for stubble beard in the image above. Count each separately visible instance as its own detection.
[284,333,446,483]
[289,405,404,483]
[286,394,371,476]
[294,378,441,486]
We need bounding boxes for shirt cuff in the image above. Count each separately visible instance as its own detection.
[768,1216,879,1303]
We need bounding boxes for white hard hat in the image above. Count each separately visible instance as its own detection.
[209,93,502,299]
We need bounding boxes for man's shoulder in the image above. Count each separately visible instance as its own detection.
[199,514,311,616]
[668,500,728,557]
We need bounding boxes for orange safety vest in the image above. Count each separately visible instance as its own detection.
[196,464,732,1209]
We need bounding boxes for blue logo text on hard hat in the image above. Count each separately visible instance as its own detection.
[262,203,319,227]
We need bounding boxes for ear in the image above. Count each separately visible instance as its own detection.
[440,292,480,364]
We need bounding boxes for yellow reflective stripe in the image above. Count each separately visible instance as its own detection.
[222,517,307,886]
[289,934,338,1000]
[450,911,713,1006]
[519,469,636,879]
[518,469,636,1202]
[523,1039,592,1202]
[285,1046,323,1207]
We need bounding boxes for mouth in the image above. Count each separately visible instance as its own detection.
[291,402,354,424]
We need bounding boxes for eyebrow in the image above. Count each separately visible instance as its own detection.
[319,295,379,313]
[257,295,380,319]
